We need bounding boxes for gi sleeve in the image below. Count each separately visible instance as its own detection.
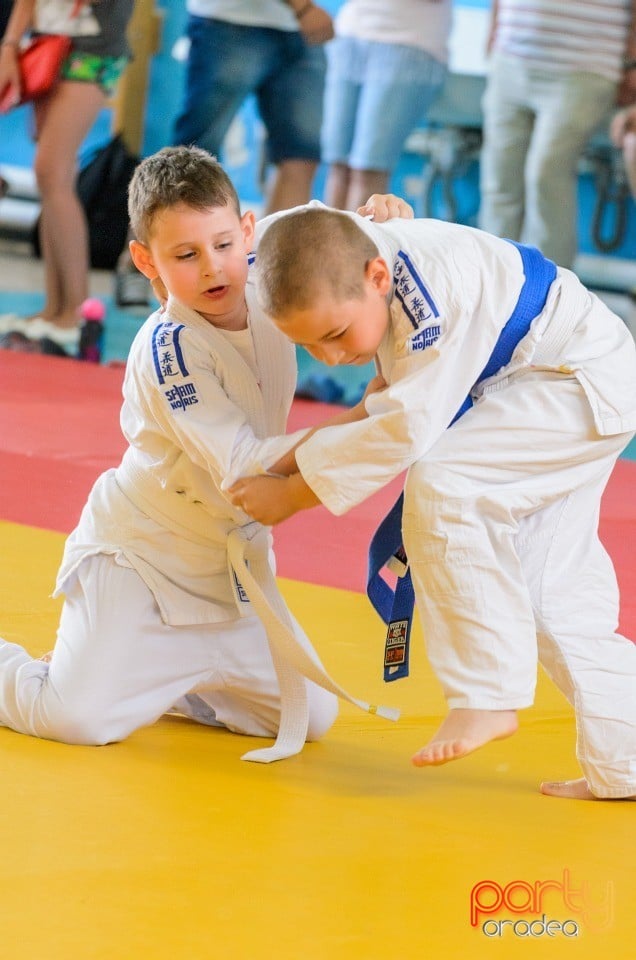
[128,320,308,490]
[295,231,525,514]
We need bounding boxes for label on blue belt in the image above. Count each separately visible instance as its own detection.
[384,618,410,679]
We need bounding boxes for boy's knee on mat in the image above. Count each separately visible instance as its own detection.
[38,699,132,746]
[306,690,339,742]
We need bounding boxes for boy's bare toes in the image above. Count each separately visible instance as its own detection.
[412,739,471,766]
[540,778,595,800]
[411,708,518,767]
[541,778,635,800]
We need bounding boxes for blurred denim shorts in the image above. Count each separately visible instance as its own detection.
[322,35,447,170]
[174,16,326,164]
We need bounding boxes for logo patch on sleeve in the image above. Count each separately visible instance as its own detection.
[394,250,439,330]
[151,322,199,412]
[164,382,199,411]
[408,323,442,353]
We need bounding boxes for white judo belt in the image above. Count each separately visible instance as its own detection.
[227,523,399,763]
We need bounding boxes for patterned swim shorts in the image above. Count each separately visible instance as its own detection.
[60,51,129,97]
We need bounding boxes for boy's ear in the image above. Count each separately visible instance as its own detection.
[240,210,256,251]
[366,256,391,297]
[129,239,159,281]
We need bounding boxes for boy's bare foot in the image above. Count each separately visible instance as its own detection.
[411,708,518,766]
[540,778,635,800]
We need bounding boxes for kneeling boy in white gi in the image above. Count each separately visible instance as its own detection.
[0,148,405,761]
[229,207,636,799]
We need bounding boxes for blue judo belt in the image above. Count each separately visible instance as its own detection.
[366,242,557,681]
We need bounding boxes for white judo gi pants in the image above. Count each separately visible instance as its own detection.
[0,556,338,748]
[402,371,635,798]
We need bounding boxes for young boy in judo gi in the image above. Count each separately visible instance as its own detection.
[229,206,636,798]
[0,148,404,762]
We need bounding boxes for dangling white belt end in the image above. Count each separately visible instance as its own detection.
[369,704,400,722]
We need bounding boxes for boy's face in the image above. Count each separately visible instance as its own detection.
[274,257,391,366]
[130,202,255,329]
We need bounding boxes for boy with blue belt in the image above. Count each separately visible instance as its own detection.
[229,206,636,799]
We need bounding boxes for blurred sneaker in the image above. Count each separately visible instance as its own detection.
[0,315,79,349]
[22,317,81,350]
[0,330,69,357]
[0,313,26,334]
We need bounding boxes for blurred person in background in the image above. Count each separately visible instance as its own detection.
[321,0,452,212]
[0,0,135,348]
[173,0,333,215]
[479,0,636,269]
[610,103,636,199]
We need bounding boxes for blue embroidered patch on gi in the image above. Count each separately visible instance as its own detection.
[151,322,200,412]
[409,323,442,353]
[394,250,439,330]
[247,251,256,267]
[152,322,189,384]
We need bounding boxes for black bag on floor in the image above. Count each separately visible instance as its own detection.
[33,133,140,270]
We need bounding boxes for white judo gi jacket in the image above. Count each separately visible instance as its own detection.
[295,217,636,511]
[56,282,307,623]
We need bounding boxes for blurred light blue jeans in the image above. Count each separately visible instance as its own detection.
[321,35,447,171]
[479,53,616,267]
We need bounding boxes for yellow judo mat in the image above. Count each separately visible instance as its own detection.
[1,518,633,960]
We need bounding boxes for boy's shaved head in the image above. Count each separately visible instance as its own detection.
[255,208,379,318]
[128,145,241,244]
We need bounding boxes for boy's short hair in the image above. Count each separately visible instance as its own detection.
[256,208,379,318]
[128,145,241,244]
